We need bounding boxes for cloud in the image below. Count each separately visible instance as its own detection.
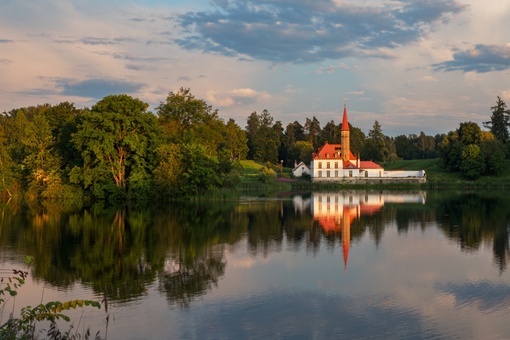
[175,0,467,63]
[433,44,510,73]
[0,59,12,65]
[19,78,145,101]
[0,39,14,43]
[57,78,145,99]
[206,88,271,107]
[54,36,135,46]
[437,281,510,312]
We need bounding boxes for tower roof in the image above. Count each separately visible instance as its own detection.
[341,104,349,131]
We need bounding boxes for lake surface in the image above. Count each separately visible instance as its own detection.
[1,190,510,339]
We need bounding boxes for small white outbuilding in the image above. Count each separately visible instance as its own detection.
[292,161,311,177]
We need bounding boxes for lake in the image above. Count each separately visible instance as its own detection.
[1,190,510,339]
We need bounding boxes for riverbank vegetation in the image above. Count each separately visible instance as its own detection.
[1,90,510,204]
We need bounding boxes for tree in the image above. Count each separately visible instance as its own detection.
[484,96,510,144]
[246,111,260,160]
[304,116,321,149]
[224,118,248,160]
[157,88,226,155]
[362,120,388,162]
[292,141,314,164]
[71,94,161,200]
[349,125,365,156]
[246,110,280,164]
[180,143,221,196]
[480,140,506,175]
[318,120,338,145]
[460,144,485,180]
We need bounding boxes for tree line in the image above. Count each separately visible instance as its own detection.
[1,88,509,202]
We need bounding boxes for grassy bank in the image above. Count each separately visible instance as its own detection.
[237,158,510,193]
[382,158,510,189]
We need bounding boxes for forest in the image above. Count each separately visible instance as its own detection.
[1,88,509,203]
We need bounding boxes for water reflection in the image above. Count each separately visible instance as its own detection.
[310,191,426,267]
[1,191,510,338]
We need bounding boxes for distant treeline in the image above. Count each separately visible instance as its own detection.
[1,88,509,203]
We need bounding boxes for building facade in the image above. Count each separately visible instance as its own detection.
[310,105,426,183]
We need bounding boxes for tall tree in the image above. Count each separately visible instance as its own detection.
[484,96,510,144]
[157,87,223,150]
[362,120,388,162]
[304,116,321,149]
[71,95,161,199]
[349,125,365,156]
[224,118,248,160]
[246,110,280,164]
[318,120,338,145]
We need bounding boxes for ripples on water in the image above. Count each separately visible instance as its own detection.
[1,191,510,339]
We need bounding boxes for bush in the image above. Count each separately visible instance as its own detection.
[258,167,276,183]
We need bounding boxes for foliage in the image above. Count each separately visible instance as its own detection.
[460,144,485,180]
[484,96,510,144]
[362,120,389,162]
[438,121,506,179]
[0,269,101,339]
[70,94,162,201]
[258,165,277,183]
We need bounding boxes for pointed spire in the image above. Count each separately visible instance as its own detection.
[341,103,349,131]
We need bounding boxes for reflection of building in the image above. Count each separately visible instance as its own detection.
[310,191,426,268]
[310,105,426,183]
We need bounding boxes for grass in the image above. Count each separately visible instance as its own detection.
[383,158,510,189]
[236,158,510,193]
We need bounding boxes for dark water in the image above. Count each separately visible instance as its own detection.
[1,190,510,339]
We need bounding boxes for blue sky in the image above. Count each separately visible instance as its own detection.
[1,0,510,136]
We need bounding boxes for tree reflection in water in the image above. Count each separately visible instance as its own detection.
[0,190,509,309]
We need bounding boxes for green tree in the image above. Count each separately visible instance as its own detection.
[484,96,510,144]
[460,144,485,180]
[362,120,388,162]
[246,110,280,164]
[153,143,184,198]
[71,94,161,201]
[480,140,506,175]
[349,125,365,156]
[224,118,248,160]
[318,120,338,145]
[304,116,321,149]
[292,141,314,164]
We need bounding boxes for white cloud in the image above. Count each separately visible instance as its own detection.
[206,88,271,108]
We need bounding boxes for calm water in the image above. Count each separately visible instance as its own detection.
[1,190,510,339]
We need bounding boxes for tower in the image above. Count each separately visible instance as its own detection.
[341,104,350,162]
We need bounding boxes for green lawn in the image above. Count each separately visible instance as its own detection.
[383,158,510,187]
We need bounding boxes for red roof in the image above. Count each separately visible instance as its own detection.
[359,161,383,169]
[341,105,349,131]
[312,142,356,160]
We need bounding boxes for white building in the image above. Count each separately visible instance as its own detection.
[310,105,426,183]
[292,161,311,177]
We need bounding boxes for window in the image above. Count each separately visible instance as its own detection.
[327,162,330,169]
[365,171,368,177]
[335,162,338,169]
[327,171,330,177]
[349,170,353,177]
[318,162,322,169]
[335,170,338,177]
[318,171,322,177]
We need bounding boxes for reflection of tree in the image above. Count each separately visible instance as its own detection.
[436,192,510,273]
[153,203,237,307]
[159,247,226,308]
[2,190,510,312]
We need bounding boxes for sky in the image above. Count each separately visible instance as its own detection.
[1,0,510,136]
